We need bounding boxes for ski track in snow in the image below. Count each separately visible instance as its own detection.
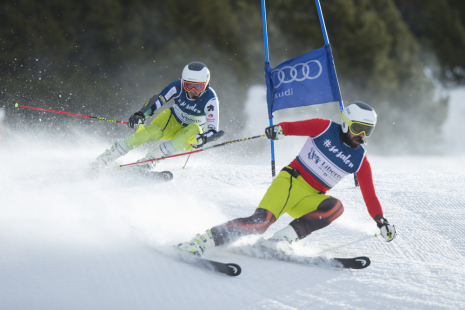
[1,131,465,309]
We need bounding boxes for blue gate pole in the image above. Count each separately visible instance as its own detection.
[315,0,358,186]
[261,0,276,178]
[315,0,343,113]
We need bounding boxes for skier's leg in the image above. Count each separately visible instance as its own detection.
[136,122,202,170]
[194,197,340,254]
[210,169,310,247]
[288,197,344,239]
[177,208,275,256]
[210,168,313,246]
[91,110,171,170]
[91,140,130,171]
[123,109,173,150]
[166,122,202,152]
[261,194,343,251]
[260,196,343,251]
[210,208,276,246]
[178,168,308,256]
[256,169,311,219]
[258,167,335,251]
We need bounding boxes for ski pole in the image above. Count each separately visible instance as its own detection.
[116,134,267,168]
[15,103,128,124]
[182,151,193,170]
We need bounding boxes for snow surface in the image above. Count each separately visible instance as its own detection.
[1,88,465,309]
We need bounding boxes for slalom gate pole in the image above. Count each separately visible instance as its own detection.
[15,103,128,125]
[261,0,276,179]
[314,0,358,187]
[116,134,267,168]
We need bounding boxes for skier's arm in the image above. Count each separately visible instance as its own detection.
[190,97,220,148]
[139,80,181,117]
[203,97,219,134]
[356,156,397,242]
[355,155,384,220]
[266,119,330,140]
[279,119,330,137]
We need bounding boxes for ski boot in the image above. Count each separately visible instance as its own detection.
[177,230,215,257]
[128,143,175,181]
[260,225,299,252]
[90,140,129,172]
[130,143,171,173]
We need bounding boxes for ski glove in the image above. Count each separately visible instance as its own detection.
[128,111,145,129]
[190,130,225,149]
[377,218,397,242]
[265,125,284,140]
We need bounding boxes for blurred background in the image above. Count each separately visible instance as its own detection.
[1,0,464,155]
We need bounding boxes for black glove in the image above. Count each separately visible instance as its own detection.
[377,218,397,242]
[128,111,145,129]
[265,125,284,140]
[191,133,208,149]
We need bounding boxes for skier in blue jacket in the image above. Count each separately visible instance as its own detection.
[91,62,221,175]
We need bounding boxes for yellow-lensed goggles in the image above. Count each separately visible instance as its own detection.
[342,113,375,137]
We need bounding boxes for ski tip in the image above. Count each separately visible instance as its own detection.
[226,263,241,276]
[157,171,173,182]
[352,256,371,269]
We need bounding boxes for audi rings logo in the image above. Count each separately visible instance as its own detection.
[272,60,323,88]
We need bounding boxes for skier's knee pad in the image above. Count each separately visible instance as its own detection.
[317,197,343,212]
[210,208,276,246]
[290,198,344,239]
[247,208,276,230]
[229,208,276,234]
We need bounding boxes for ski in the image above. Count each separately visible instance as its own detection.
[189,257,241,276]
[295,255,371,269]
[260,252,371,269]
[175,251,241,276]
[122,168,173,182]
[230,246,370,270]
[141,170,173,182]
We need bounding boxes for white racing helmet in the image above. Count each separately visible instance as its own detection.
[341,101,377,137]
[181,62,210,93]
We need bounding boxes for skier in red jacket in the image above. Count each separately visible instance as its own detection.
[178,101,397,256]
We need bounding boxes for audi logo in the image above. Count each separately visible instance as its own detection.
[272,60,323,88]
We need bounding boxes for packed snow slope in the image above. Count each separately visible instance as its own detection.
[1,131,465,310]
[0,88,464,309]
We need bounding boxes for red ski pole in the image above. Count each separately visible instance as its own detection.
[15,103,128,124]
[182,151,193,170]
[116,134,266,168]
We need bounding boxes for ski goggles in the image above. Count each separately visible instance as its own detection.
[182,80,207,93]
[342,113,375,137]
